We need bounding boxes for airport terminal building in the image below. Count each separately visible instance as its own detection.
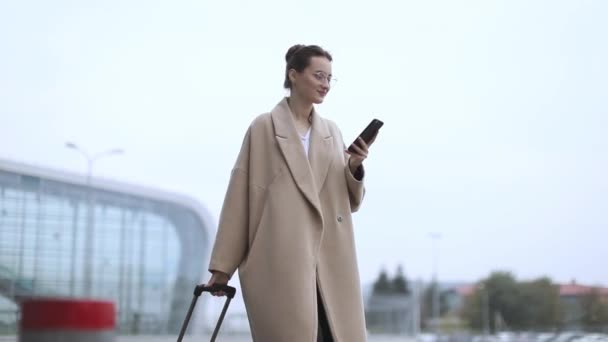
[0,158,214,334]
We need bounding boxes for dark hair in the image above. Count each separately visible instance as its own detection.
[284,44,333,89]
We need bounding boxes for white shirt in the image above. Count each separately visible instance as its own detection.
[300,127,311,157]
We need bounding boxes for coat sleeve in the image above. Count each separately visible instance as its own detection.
[344,149,366,212]
[208,128,251,278]
[334,124,366,212]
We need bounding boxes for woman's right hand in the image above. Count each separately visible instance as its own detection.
[205,271,230,296]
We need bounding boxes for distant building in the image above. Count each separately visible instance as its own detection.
[559,280,608,300]
[0,158,215,334]
[363,278,423,335]
[559,280,608,328]
[365,293,417,335]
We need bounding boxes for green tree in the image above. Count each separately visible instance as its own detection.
[421,281,449,328]
[518,278,562,330]
[461,272,562,332]
[579,288,608,331]
[373,268,391,295]
[392,265,410,295]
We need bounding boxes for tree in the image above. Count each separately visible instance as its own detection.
[392,265,410,295]
[518,278,561,330]
[461,272,562,332]
[579,288,608,331]
[461,272,520,332]
[373,268,392,295]
[421,281,449,329]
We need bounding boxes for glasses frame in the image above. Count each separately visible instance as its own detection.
[312,71,337,86]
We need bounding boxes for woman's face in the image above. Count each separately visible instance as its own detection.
[289,56,333,104]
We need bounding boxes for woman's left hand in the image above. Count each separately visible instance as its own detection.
[346,134,377,174]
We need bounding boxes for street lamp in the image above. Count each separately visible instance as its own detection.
[479,282,490,339]
[65,142,123,297]
[428,232,442,337]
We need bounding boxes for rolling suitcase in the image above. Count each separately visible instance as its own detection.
[176,284,237,342]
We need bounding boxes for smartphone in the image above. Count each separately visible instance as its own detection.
[347,118,384,153]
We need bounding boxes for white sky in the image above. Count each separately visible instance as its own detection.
[1,0,607,291]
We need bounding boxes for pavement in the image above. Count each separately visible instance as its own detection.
[119,335,416,341]
[0,334,416,342]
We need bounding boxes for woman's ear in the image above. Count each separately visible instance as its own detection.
[288,69,297,87]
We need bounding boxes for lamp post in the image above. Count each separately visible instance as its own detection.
[428,232,442,337]
[479,282,490,339]
[66,142,123,297]
[53,232,61,287]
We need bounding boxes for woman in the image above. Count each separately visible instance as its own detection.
[206,44,375,341]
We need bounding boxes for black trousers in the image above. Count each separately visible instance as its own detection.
[317,286,334,342]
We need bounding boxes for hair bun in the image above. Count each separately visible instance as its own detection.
[285,44,305,62]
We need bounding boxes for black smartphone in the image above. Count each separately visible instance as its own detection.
[348,118,384,153]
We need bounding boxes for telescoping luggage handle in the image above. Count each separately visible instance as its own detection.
[177,284,237,342]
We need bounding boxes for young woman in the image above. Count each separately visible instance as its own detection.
[206,44,375,341]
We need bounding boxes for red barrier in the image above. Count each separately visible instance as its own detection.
[20,298,115,342]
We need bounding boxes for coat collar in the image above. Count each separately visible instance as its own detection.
[271,97,333,218]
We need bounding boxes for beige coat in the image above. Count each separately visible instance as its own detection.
[209,98,367,341]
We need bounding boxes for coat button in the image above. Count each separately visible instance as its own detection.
[337,215,343,223]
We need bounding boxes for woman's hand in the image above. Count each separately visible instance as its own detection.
[205,271,230,296]
[346,134,377,174]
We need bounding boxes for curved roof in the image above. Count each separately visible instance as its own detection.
[0,157,216,229]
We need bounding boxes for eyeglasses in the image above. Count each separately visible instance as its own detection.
[312,71,337,85]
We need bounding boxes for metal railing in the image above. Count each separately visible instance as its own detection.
[0,308,18,342]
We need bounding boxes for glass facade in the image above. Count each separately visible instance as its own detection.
[0,162,212,334]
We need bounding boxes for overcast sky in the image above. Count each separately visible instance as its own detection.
[1,0,607,293]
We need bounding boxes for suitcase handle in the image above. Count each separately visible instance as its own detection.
[177,284,238,342]
[195,284,237,299]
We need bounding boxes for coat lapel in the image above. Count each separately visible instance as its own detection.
[308,105,333,196]
[271,98,333,218]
